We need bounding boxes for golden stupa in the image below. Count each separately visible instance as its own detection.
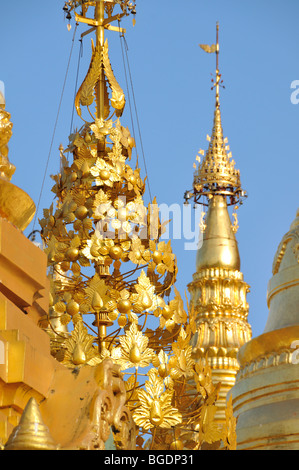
[186,24,251,424]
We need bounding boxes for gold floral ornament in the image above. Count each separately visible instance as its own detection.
[115,322,154,370]
[81,232,115,264]
[108,287,137,326]
[131,270,157,314]
[149,240,176,276]
[133,370,182,431]
[194,359,220,400]
[152,350,173,388]
[62,320,101,367]
[196,403,223,446]
[170,328,195,380]
[154,287,187,331]
[80,273,111,315]
[129,238,151,266]
[0,103,16,181]
[90,156,121,188]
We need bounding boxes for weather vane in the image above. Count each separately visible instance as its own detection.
[199,22,225,107]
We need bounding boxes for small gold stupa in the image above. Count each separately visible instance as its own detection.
[4,398,57,451]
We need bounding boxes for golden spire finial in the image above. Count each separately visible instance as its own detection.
[188,25,251,425]
[199,22,223,108]
[184,23,246,208]
[214,22,220,107]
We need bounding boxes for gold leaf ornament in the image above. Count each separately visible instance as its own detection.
[75,41,103,117]
[115,322,154,370]
[133,371,182,431]
[103,39,125,116]
[62,320,101,368]
[84,273,110,313]
[197,404,223,445]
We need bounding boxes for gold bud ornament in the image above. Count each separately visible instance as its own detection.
[92,292,104,311]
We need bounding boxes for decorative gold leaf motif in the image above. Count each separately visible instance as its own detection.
[75,41,103,117]
[62,320,101,368]
[133,371,182,431]
[103,39,125,117]
[115,322,154,370]
[198,404,223,444]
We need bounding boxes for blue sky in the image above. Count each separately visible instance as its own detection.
[1,1,299,338]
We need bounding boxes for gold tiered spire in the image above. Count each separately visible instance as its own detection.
[186,24,251,424]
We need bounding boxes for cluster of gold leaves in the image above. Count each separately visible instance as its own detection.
[40,12,236,450]
[124,322,237,451]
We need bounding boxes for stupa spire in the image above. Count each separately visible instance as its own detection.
[186,24,252,424]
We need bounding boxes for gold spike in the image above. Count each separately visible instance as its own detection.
[4,398,58,450]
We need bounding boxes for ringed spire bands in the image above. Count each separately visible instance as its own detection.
[187,24,252,424]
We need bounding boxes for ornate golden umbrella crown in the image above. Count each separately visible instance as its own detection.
[185,23,247,207]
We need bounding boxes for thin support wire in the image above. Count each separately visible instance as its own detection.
[70,35,83,136]
[118,25,138,158]
[118,23,153,204]
[33,23,78,231]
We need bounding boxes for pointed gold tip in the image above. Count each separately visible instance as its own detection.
[4,398,57,450]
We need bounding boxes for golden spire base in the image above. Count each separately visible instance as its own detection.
[187,24,251,424]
